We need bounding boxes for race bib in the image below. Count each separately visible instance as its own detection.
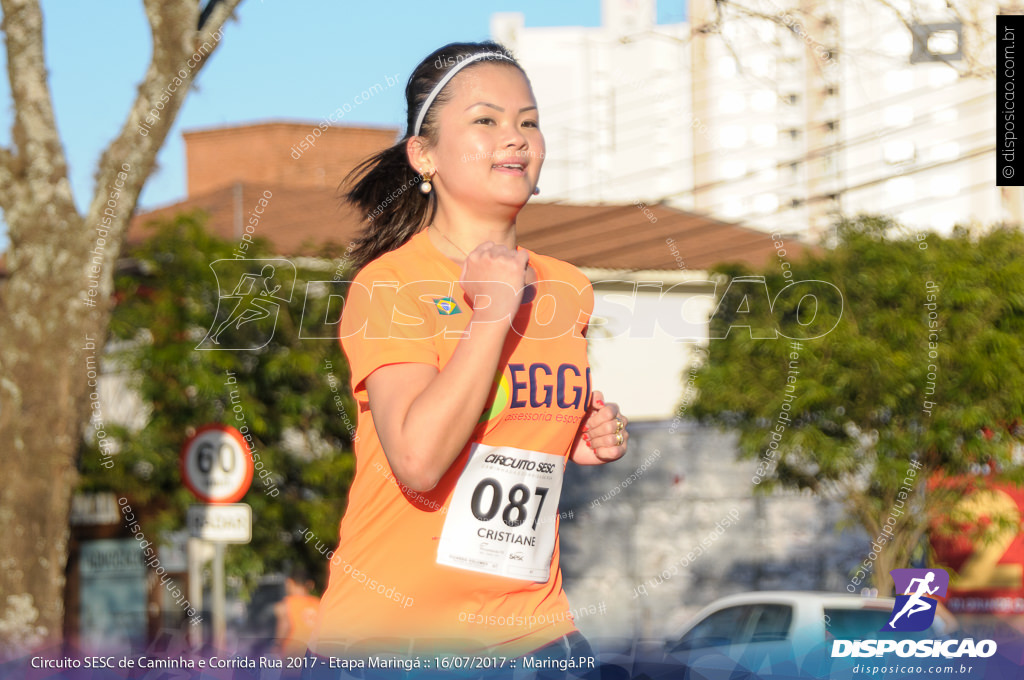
[437,443,565,582]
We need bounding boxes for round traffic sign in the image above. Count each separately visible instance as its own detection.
[180,424,254,503]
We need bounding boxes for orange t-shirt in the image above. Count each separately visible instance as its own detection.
[280,594,320,657]
[310,229,594,657]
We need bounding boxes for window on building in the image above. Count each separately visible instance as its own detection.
[882,31,912,57]
[754,193,780,213]
[755,20,776,42]
[927,30,959,55]
[929,141,959,163]
[718,56,738,77]
[720,159,746,180]
[929,175,961,197]
[751,56,777,78]
[886,177,915,201]
[752,124,778,147]
[718,91,746,114]
[928,67,959,87]
[758,164,779,182]
[750,90,776,112]
[910,22,963,63]
[720,125,748,149]
[883,70,914,93]
[722,197,745,218]
[884,140,916,165]
[884,105,914,128]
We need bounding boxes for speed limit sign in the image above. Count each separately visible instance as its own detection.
[181,424,254,503]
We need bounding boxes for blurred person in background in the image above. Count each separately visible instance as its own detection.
[275,568,320,661]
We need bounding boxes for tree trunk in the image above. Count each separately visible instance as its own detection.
[0,202,88,653]
[0,0,242,657]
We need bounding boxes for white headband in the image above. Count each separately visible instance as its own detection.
[412,52,515,137]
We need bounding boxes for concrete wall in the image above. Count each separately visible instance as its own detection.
[557,419,873,640]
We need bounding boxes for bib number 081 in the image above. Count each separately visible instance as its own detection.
[470,478,549,530]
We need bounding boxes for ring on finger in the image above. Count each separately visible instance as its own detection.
[615,431,624,446]
[614,418,625,433]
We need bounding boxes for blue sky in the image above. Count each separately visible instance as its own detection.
[0,1,689,251]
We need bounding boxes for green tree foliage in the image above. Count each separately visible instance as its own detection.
[76,211,356,592]
[691,215,1024,593]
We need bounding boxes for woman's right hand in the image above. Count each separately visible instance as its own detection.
[460,241,529,324]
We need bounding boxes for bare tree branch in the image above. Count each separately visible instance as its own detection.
[0,0,76,218]
[198,0,227,31]
[87,0,242,302]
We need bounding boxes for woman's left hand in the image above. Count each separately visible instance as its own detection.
[571,390,628,464]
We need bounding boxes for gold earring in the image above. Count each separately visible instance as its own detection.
[420,169,433,195]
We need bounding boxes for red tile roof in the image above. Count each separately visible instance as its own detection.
[128,182,790,272]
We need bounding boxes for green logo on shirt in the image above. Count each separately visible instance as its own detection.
[479,370,511,424]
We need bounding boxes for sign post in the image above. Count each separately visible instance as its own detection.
[181,424,254,649]
[186,537,205,648]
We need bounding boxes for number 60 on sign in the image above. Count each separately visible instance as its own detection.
[181,423,254,503]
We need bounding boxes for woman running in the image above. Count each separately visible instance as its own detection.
[309,41,629,667]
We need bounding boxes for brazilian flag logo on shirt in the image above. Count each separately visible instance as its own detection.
[433,297,461,315]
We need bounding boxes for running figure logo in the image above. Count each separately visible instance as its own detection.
[197,259,296,350]
[882,568,950,632]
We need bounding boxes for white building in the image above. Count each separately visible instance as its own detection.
[491,2,694,206]
[494,0,1021,241]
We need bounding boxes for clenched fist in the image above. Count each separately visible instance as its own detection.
[460,241,529,324]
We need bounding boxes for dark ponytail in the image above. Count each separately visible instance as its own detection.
[340,41,524,270]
